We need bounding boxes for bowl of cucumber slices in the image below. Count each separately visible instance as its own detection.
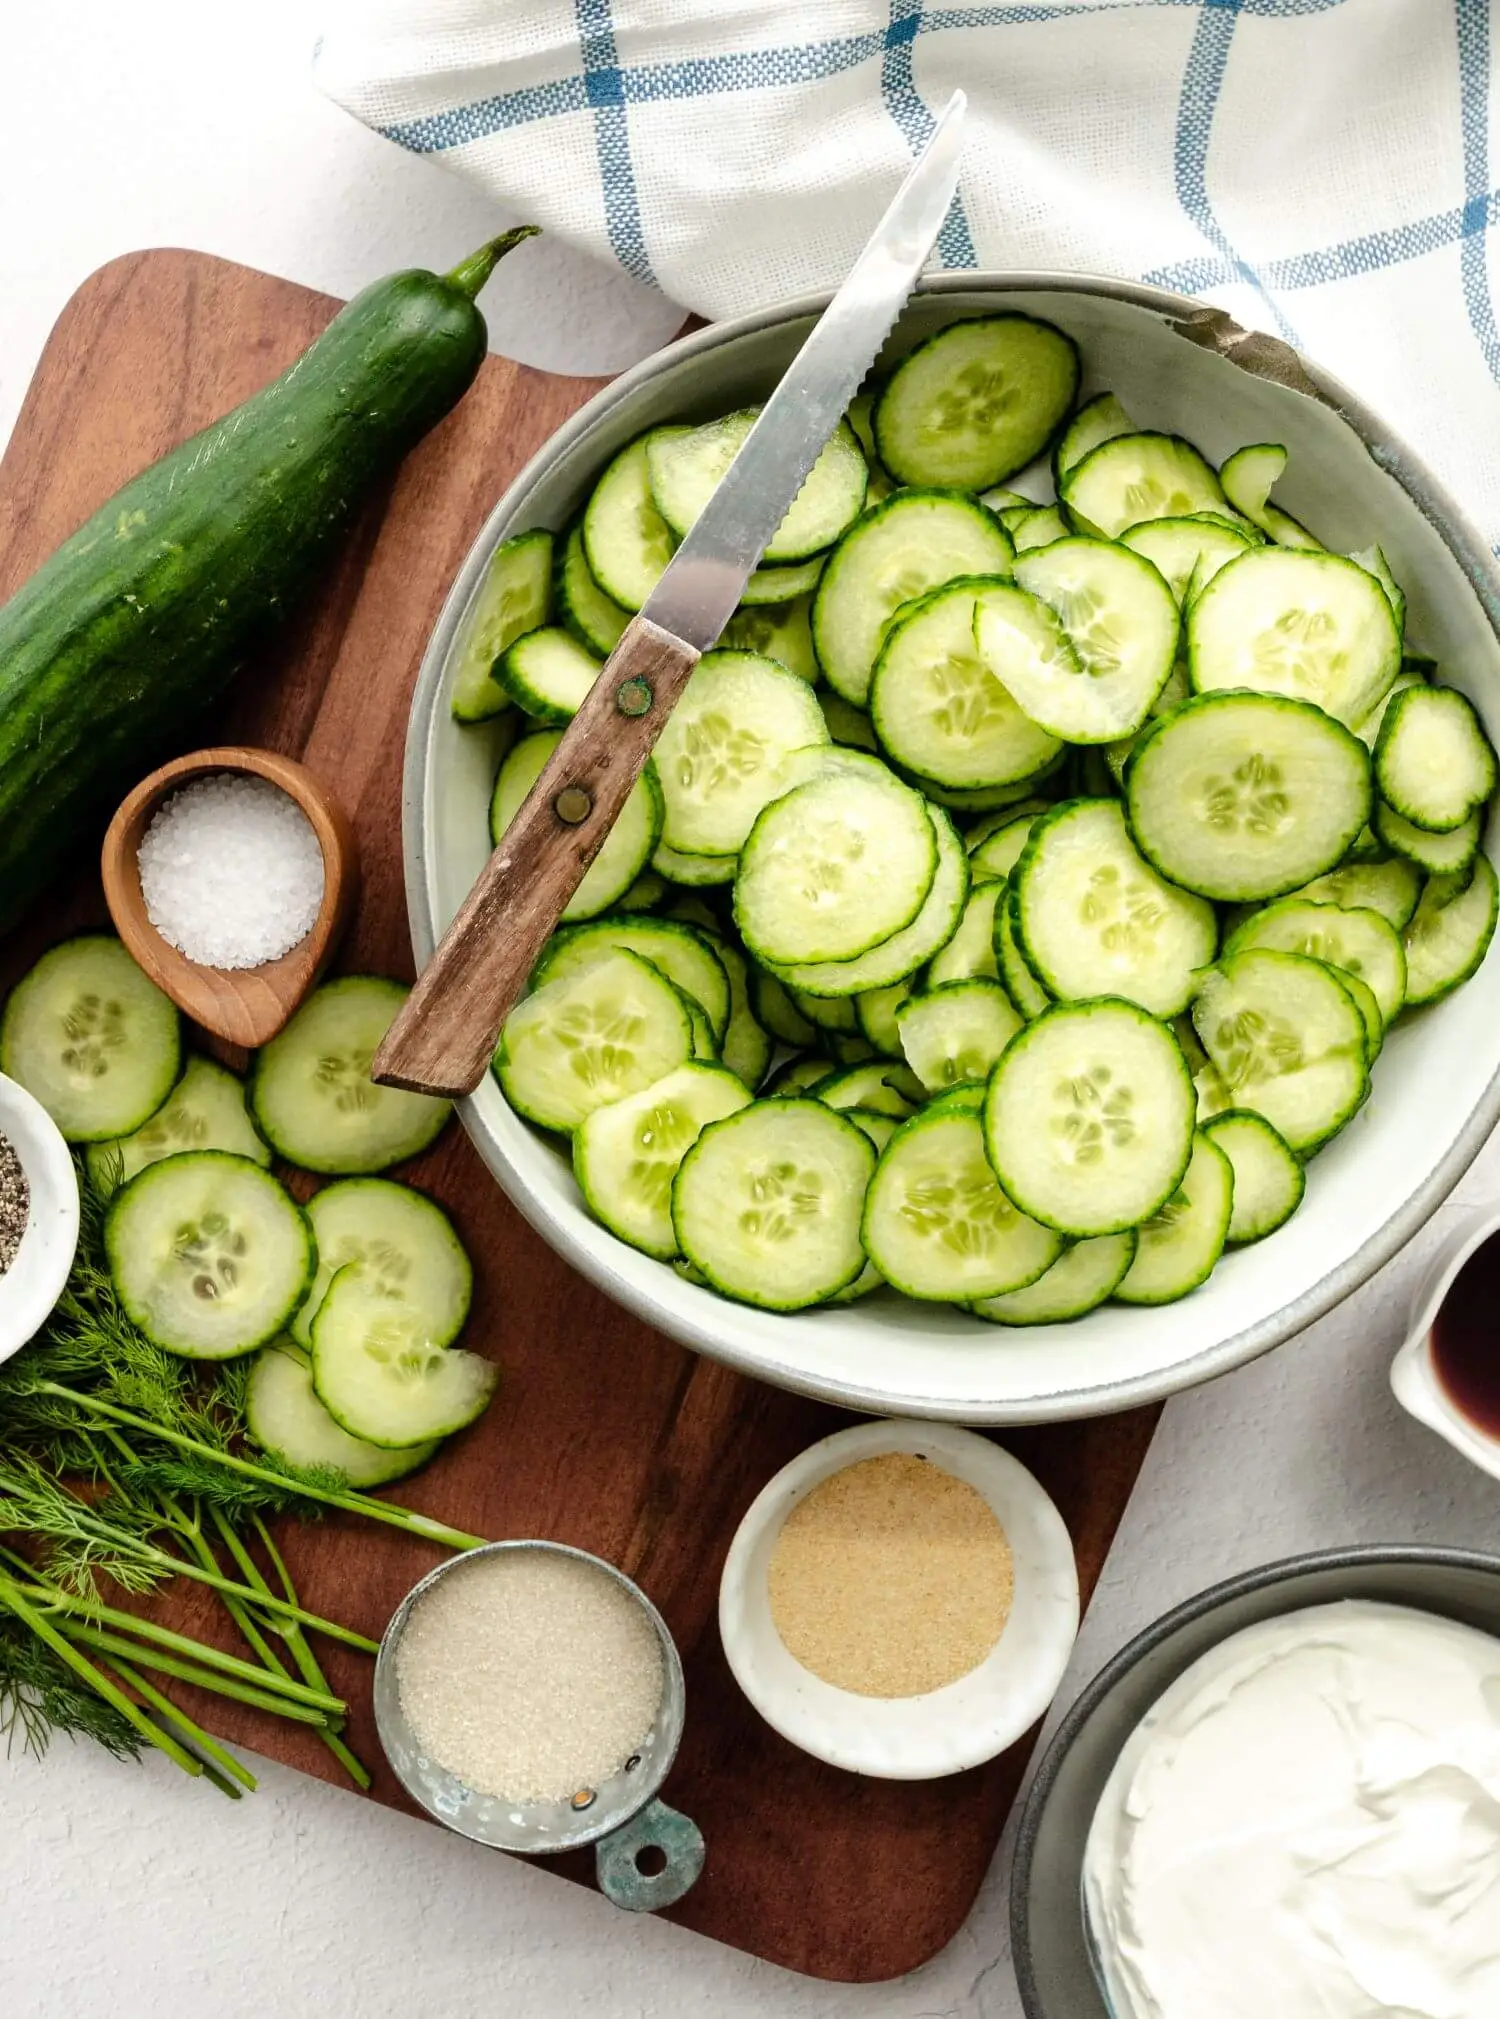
[404,273,1500,1425]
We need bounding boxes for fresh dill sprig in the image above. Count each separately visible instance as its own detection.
[0,1616,144,1762]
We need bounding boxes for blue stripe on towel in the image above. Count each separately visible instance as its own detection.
[576,0,657,287]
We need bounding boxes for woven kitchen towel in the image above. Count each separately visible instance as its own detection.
[317,0,1500,542]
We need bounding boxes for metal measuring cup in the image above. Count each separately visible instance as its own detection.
[372,1539,704,1912]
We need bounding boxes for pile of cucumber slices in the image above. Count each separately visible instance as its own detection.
[0,937,495,1482]
[454,312,1499,1323]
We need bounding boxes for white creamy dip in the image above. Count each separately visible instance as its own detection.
[1084,1600,1500,2019]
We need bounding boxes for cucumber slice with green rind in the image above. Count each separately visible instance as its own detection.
[671,1099,874,1309]
[652,650,828,857]
[1053,392,1135,483]
[653,840,738,885]
[1286,855,1422,930]
[534,918,731,1039]
[749,967,818,1047]
[106,1151,314,1360]
[85,1055,268,1195]
[247,1343,440,1486]
[741,555,828,605]
[995,888,1054,1020]
[311,1269,498,1448]
[1113,1131,1233,1305]
[1201,1109,1305,1245]
[1373,685,1496,833]
[819,692,882,750]
[499,626,602,723]
[555,519,629,658]
[862,1108,1063,1301]
[721,594,818,679]
[647,410,867,563]
[1349,544,1405,636]
[2,935,181,1144]
[1373,799,1482,875]
[1012,507,1071,553]
[291,1177,472,1353]
[1218,443,1323,552]
[1352,668,1425,752]
[788,987,858,1033]
[1062,433,1226,539]
[703,935,771,1090]
[810,1060,924,1118]
[1190,949,1367,1154]
[450,528,552,724]
[971,1231,1137,1325]
[874,315,1079,490]
[925,878,1004,987]
[496,948,694,1134]
[492,731,662,920]
[1402,856,1499,1006]
[968,805,1049,881]
[765,1055,838,1097]
[251,977,451,1175]
[573,1063,752,1258]
[1224,898,1406,1024]
[896,979,1022,1092]
[582,428,685,611]
[855,978,916,1056]
[1120,515,1253,606]
[983,999,1196,1237]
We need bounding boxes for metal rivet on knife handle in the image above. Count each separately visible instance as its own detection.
[554,786,594,825]
[616,678,652,716]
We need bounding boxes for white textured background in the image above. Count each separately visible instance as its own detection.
[3,8,1499,2017]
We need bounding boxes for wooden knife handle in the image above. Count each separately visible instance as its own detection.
[374,616,701,1097]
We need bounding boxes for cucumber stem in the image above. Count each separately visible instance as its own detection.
[446,225,540,300]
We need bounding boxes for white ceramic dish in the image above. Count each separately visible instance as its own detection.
[404,273,1500,1424]
[1391,1203,1500,1485]
[717,1419,1078,1779]
[0,1071,79,1365]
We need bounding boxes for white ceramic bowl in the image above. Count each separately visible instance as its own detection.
[0,1072,79,1364]
[404,273,1500,1424]
[1390,1203,1500,1484]
[717,1419,1078,1778]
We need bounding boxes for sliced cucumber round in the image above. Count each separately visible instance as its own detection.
[106,1151,313,1359]
[982,999,1195,1236]
[647,409,867,562]
[740,554,827,607]
[1224,898,1406,1025]
[1373,798,1482,875]
[925,877,1004,987]
[1120,514,1253,606]
[705,936,772,1091]
[671,1098,874,1309]
[996,888,1054,1020]
[1002,538,1180,742]
[968,804,1049,881]
[874,315,1079,490]
[819,692,881,751]
[721,593,818,680]
[491,731,662,920]
[86,1055,268,1196]
[247,1342,440,1486]
[1062,432,1226,539]
[896,979,1021,1092]
[750,967,818,1046]
[496,948,694,1133]
[1201,1109,1305,1245]
[1113,1131,1233,1306]
[855,977,916,1056]
[311,1269,498,1449]
[533,917,731,1039]
[653,839,738,886]
[450,528,553,724]
[1218,443,1323,551]
[499,626,602,723]
[765,1054,838,1098]
[1403,856,1499,1006]
[810,1059,924,1117]
[573,1062,751,1259]
[1190,949,1368,1154]
[582,428,684,611]
[971,1231,1137,1325]
[1287,855,1422,931]
[1012,507,1070,553]
[1053,392,1135,484]
[291,1177,472,1352]
[1352,667,1424,752]
[1373,684,1496,833]
[251,977,451,1175]
[555,518,629,658]
[2,935,181,1143]
[652,650,828,857]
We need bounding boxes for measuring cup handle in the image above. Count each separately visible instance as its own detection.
[594,1797,705,1913]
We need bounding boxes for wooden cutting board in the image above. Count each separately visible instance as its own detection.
[0,249,1160,1982]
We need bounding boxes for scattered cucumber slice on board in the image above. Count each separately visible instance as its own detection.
[500,626,602,722]
[1373,798,1482,875]
[873,314,1079,490]
[106,1151,314,1359]
[1,935,181,1143]
[1218,443,1323,551]
[1374,685,1496,833]
[1224,897,1407,1026]
[1287,855,1422,931]
[247,1342,440,1487]
[554,519,629,658]
[896,979,1021,1092]
[647,409,868,562]
[1062,433,1226,539]
[1053,392,1135,484]
[671,1099,875,1309]
[497,948,694,1133]
[582,428,685,610]
[1113,1131,1233,1305]
[926,878,1004,987]
[652,650,828,856]
[450,528,553,723]
[573,1063,752,1258]
[311,1268,498,1448]
[534,917,731,1039]
[491,730,662,920]
[85,1055,268,1195]
[291,1178,472,1352]
[251,977,451,1174]
[971,1231,1137,1325]
[1202,1110,1305,1245]
[1403,857,1499,1005]
[1191,950,1367,1154]
[721,594,818,680]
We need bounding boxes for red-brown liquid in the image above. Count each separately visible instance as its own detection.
[1431,1232,1500,1437]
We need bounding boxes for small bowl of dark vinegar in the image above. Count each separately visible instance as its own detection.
[1392,1207,1500,1483]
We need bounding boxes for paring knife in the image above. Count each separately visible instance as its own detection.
[374,91,968,1098]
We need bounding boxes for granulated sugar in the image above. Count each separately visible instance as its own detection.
[395,1551,665,1803]
[137,773,324,970]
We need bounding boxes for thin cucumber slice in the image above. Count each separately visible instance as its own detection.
[647,410,867,563]
[617,872,667,913]
[1187,547,1400,726]
[721,594,817,679]
[573,1063,752,1258]
[896,979,1022,1091]
[788,988,859,1034]
[1201,1109,1305,1245]
[247,1343,439,1486]
[811,1060,925,1118]
[1353,668,1425,751]
[291,1177,472,1352]
[491,731,662,919]
[534,917,731,1039]
[1374,685,1496,832]
[1113,1131,1233,1306]
[106,1151,313,1360]
[1288,855,1422,931]
[1403,856,1499,1006]
[1349,544,1405,636]
[987,540,1180,741]
[671,1099,874,1308]
[496,948,693,1133]
[770,805,968,996]
[1190,950,1367,1154]
[765,1055,837,1097]
[847,390,879,462]
[862,1108,1062,1301]
[874,315,1079,490]
[1054,392,1135,483]
[653,650,828,856]
[311,1269,498,1448]
[982,999,1195,1237]
[1120,515,1253,606]
[653,839,738,886]
[870,576,1062,788]
[582,428,685,610]
[450,528,553,723]
[555,518,629,658]
[918,759,1065,813]
[996,891,1054,1020]
[1224,898,1406,1025]
[1332,966,1385,1067]
[750,966,817,1047]
[680,988,721,1061]
[998,505,1032,534]
[1218,443,1323,551]
[499,626,602,723]
[1125,691,1372,903]
[1062,433,1226,539]
[734,772,936,965]
[856,977,917,1055]
[968,804,1049,880]
[2,935,181,1144]
[251,977,450,1174]
[925,1082,989,1116]
[926,877,1004,987]
[1012,507,1070,552]
[811,491,1014,706]
[85,1055,268,1196]
[1014,800,1217,1018]
[832,1034,879,1064]
[979,487,1030,513]
[972,1230,1137,1325]
[1373,799,1482,876]
[740,554,827,606]
[820,692,882,750]
[704,936,772,1090]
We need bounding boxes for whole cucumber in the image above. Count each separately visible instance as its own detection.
[0,228,537,933]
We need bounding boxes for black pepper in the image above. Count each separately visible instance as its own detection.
[0,1131,30,1275]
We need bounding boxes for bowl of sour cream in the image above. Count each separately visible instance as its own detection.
[1010,1547,1500,2019]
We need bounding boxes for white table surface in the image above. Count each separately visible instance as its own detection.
[4,8,1500,2016]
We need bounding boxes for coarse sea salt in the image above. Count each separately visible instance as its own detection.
[137,773,325,970]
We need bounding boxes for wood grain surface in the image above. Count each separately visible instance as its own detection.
[0,250,1160,1982]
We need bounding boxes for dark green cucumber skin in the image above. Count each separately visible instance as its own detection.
[0,242,527,932]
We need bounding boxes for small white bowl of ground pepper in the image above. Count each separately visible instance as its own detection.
[0,1072,79,1365]
[719,1420,1080,1779]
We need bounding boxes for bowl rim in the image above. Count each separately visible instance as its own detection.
[1007,1540,1500,2017]
[0,1070,80,1366]
[404,267,1500,1424]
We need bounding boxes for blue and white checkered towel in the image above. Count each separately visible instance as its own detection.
[317,1,1500,543]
